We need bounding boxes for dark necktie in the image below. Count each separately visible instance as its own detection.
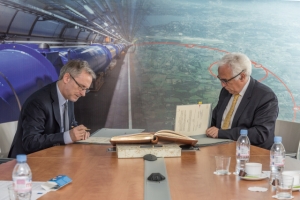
[64,102,69,131]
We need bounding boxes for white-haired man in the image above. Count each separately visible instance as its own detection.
[206,52,279,149]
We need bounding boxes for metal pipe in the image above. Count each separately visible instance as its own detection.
[3,40,90,45]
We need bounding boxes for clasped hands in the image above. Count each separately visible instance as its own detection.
[69,125,90,142]
[206,126,219,138]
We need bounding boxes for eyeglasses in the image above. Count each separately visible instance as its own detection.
[217,70,244,85]
[69,74,90,93]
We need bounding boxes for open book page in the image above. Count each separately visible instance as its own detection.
[190,134,233,147]
[175,104,212,136]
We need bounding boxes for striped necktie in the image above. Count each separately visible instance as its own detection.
[222,94,240,130]
[64,102,69,131]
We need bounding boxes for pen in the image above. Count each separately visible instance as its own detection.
[71,126,90,131]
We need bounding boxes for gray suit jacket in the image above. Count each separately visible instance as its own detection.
[211,77,279,149]
[8,82,77,158]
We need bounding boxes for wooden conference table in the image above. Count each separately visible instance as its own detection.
[0,142,299,200]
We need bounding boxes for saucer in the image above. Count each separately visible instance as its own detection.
[213,171,231,175]
[248,187,268,192]
[240,172,268,181]
[272,195,294,199]
[292,185,300,191]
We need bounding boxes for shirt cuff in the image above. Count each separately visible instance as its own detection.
[63,131,73,144]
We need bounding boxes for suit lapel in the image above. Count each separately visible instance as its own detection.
[232,77,255,126]
[217,89,231,127]
[50,82,62,128]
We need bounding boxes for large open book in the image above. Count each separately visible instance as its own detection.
[110,130,198,146]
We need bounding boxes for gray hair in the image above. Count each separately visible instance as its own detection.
[218,52,252,79]
[59,60,96,80]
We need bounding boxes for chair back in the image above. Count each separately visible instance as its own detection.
[0,121,18,158]
[275,119,300,155]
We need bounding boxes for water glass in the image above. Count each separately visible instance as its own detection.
[7,184,17,200]
[276,174,294,199]
[215,156,231,175]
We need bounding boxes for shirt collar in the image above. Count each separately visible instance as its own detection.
[239,77,250,97]
[56,82,68,106]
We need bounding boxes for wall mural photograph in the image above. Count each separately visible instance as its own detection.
[133,0,300,132]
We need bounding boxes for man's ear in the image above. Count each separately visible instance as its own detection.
[240,73,245,80]
[63,73,70,83]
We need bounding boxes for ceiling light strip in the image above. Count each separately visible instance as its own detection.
[3,0,124,41]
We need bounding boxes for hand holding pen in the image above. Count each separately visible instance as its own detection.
[69,125,90,142]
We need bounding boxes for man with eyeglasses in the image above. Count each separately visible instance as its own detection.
[8,60,96,158]
[206,53,278,150]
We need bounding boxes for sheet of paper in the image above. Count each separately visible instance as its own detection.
[175,104,211,136]
[76,137,111,144]
[0,181,48,200]
[91,128,145,137]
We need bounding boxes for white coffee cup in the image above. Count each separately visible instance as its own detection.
[282,171,300,186]
[245,163,262,176]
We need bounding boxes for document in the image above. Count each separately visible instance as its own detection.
[76,137,112,145]
[175,104,211,136]
[91,128,145,137]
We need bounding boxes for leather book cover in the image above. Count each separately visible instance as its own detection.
[154,130,198,146]
[110,132,158,146]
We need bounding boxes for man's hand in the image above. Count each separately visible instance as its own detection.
[69,125,90,142]
[206,126,219,138]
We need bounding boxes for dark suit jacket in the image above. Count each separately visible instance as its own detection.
[8,82,77,158]
[211,77,279,150]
